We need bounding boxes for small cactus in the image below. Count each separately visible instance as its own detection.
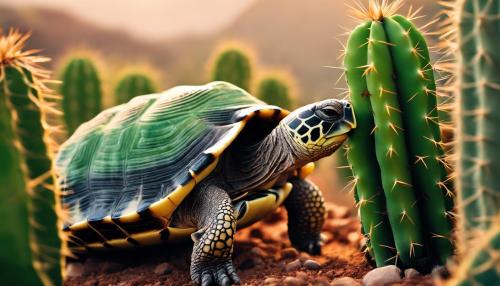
[59,54,102,135]
[210,43,253,91]
[344,1,453,269]
[0,30,63,286]
[114,72,157,105]
[256,72,295,109]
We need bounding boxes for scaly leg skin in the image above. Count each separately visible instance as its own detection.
[190,184,240,286]
[284,177,326,255]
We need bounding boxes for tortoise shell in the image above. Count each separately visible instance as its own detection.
[56,81,313,251]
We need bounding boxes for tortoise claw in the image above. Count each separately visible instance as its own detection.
[191,259,240,286]
[292,236,322,255]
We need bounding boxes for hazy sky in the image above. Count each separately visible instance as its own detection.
[4,0,257,40]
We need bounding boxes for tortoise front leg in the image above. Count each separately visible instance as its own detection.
[284,177,326,255]
[190,184,240,286]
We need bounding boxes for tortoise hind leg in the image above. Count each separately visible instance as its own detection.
[284,177,326,255]
[189,183,240,286]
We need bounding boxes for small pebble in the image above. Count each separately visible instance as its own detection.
[313,276,330,286]
[66,263,85,277]
[404,268,420,279]
[432,265,451,279]
[296,271,308,281]
[283,276,306,286]
[264,277,280,285]
[251,246,267,257]
[347,232,361,244]
[281,247,299,260]
[331,277,361,286]
[153,262,173,275]
[299,252,311,262]
[363,265,402,286]
[304,259,321,270]
[285,259,302,272]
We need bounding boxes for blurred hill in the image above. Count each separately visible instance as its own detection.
[0,0,440,103]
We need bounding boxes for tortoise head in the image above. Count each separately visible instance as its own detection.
[281,99,356,163]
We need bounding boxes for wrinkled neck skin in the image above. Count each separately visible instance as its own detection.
[220,124,311,193]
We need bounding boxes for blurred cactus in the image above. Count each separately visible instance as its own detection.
[210,43,253,91]
[0,30,62,285]
[344,1,453,270]
[114,72,157,105]
[60,55,102,134]
[443,0,500,284]
[256,72,295,109]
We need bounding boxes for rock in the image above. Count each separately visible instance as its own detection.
[283,276,306,286]
[264,277,281,285]
[285,259,302,272]
[281,247,299,260]
[251,246,267,257]
[66,263,85,277]
[239,258,257,270]
[404,268,420,279]
[304,259,321,270]
[153,262,173,275]
[313,276,330,286]
[362,265,402,286]
[331,277,361,286]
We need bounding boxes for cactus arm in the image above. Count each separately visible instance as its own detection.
[344,21,397,266]
[366,21,424,268]
[383,17,454,265]
[390,15,456,216]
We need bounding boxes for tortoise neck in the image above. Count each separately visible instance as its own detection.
[223,125,305,192]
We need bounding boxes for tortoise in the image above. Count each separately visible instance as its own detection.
[56,81,356,286]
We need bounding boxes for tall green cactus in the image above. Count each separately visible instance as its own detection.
[256,73,294,109]
[210,44,252,91]
[114,73,157,105]
[60,55,102,135]
[0,31,62,285]
[446,0,500,284]
[344,1,453,270]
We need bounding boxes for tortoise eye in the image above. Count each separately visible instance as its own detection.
[316,107,341,121]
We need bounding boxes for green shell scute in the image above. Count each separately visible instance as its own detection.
[56,82,265,226]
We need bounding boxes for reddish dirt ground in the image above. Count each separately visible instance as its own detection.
[65,204,434,286]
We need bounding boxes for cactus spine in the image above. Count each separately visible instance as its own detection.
[344,1,453,269]
[114,73,157,105]
[211,45,252,91]
[256,73,294,109]
[60,56,102,134]
[0,31,62,285]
